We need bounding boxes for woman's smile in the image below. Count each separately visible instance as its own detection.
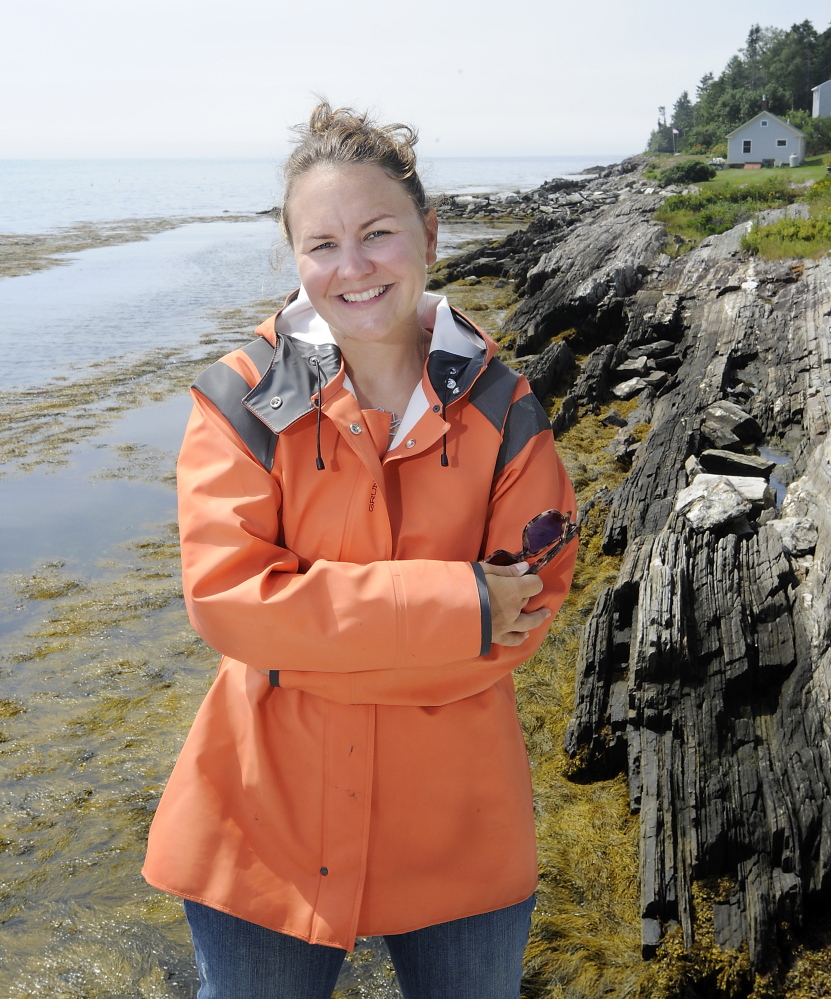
[339,284,389,303]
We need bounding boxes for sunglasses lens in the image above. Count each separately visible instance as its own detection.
[525,512,565,552]
[485,550,520,566]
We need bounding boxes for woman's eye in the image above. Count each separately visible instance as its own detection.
[311,241,335,252]
[365,230,390,240]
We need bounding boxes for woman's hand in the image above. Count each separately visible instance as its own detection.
[480,562,551,647]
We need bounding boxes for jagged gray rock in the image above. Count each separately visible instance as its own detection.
[675,475,752,530]
[519,340,576,402]
[506,197,668,357]
[489,173,831,971]
[699,449,777,477]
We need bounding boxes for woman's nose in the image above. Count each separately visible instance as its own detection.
[338,242,373,279]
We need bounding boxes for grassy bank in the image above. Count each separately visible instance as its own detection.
[649,155,831,259]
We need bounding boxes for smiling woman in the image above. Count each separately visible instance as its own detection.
[142,100,578,999]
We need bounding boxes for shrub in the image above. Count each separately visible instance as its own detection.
[741,215,831,259]
[657,160,717,186]
[656,178,799,238]
[806,177,831,204]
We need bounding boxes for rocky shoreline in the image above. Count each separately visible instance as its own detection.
[433,156,831,994]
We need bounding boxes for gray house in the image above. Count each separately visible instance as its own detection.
[813,80,831,117]
[726,110,807,167]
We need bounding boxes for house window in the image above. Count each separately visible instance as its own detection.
[777,139,787,147]
[743,140,752,153]
[761,119,768,127]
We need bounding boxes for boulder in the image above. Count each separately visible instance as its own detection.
[612,377,647,400]
[699,449,777,477]
[642,370,669,390]
[689,472,775,507]
[628,339,676,359]
[675,476,753,530]
[601,409,629,429]
[768,517,819,556]
[614,356,650,378]
[702,400,763,448]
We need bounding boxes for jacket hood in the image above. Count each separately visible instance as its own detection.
[246,286,499,452]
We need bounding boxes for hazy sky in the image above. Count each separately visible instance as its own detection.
[4,0,830,159]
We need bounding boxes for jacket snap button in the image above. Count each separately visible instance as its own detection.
[309,355,320,366]
[446,378,457,390]
[349,424,362,435]
[270,396,282,409]
[319,866,328,876]
[405,439,416,448]
[432,405,441,412]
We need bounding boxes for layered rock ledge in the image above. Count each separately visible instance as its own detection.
[436,159,831,979]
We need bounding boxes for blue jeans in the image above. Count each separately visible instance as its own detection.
[184,895,535,999]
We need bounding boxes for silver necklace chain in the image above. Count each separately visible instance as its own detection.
[375,328,428,438]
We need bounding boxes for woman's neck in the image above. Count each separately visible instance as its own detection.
[335,327,428,417]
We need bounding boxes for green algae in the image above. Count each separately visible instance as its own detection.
[0,526,213,996]
[0,297,279,476]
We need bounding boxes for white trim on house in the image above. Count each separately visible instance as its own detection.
[725,111,807,140]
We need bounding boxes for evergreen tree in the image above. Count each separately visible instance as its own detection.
[671,92,694,137]
[645,18,831,155]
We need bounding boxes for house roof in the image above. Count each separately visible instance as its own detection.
[725,110,807,139]
[812,80,831,93]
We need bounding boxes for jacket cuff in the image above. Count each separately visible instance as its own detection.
[470,562,492,657]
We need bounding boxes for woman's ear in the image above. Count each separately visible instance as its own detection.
[424,209,439,266]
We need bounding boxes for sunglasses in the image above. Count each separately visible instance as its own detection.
[484,509,578,575]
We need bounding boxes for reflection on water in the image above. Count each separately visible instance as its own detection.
[0,219,290,390]
[758,444,794,507]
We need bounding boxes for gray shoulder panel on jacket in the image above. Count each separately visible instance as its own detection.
[239,337,277,377]
[494,393,551,475]
[193,360,278,471]
[468,358,520,432]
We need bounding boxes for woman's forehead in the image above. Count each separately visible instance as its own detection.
[289,163,416,231]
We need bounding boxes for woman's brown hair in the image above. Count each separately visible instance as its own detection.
[281,100,432,242]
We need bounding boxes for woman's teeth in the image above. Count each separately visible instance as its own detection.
[341,286,388,303]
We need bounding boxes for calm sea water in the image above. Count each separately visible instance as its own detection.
[0,155,623,232]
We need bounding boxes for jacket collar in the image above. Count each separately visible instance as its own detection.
[243,286,494,439]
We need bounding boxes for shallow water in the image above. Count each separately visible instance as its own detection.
[0,218,289,389]
[758,444,794,506]
[0,217,509,392]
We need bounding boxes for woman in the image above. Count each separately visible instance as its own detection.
[143,101,577,999]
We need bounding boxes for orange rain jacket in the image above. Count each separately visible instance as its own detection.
[142,289,577,951]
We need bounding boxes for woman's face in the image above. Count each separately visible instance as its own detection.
[288,162,438,348]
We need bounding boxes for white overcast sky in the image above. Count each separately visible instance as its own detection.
[3,0,830,159]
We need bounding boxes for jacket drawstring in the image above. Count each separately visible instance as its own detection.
[441,370,462,468]
[440,396,449,467]
[311,356,325,471]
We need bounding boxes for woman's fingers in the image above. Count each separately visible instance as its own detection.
[480,561,550,647]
